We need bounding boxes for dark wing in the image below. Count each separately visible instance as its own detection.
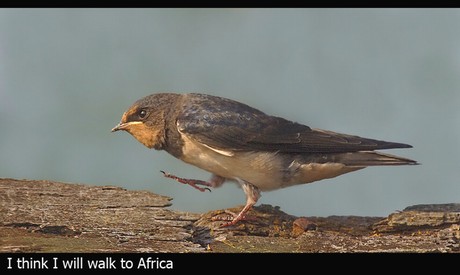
[177,94,412,153]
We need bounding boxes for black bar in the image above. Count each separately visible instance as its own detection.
[0,253,457,273]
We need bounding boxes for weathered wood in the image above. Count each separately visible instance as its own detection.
[0,178,459,252]
[0,178,202,252]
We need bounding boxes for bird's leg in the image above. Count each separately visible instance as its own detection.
[218,180,261,227]
[160,171,225,192]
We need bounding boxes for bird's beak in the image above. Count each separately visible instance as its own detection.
[111,122,126,132]
[111,121,143,132]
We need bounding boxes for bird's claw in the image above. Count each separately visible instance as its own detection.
[212,209,257,227]
[160,171,212,192]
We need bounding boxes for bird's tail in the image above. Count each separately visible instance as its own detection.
[335,151,418,167]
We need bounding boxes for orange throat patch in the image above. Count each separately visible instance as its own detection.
[124,122,162,149]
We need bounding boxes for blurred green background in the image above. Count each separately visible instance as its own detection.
[1,8,458,217]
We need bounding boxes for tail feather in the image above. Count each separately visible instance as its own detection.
[335,151,418,166]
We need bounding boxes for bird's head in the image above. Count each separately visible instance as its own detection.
[111,93,178,149]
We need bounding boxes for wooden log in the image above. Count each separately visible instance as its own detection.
[0,178,458,252]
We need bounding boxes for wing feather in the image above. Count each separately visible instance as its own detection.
[177,94,412,154]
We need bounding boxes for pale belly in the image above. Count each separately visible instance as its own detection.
[178,134,361,191]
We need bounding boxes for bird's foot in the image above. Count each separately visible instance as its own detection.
[212,208,257,227]
[160,171,212,192]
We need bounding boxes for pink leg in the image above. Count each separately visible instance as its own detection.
[219,180,261,227]
[160,171,225,192]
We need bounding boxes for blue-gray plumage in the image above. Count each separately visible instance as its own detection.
[112,92,417,226]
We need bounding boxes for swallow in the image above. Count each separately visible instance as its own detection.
[112,93,417,226]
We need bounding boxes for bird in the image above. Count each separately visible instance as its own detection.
[111,92,417,226]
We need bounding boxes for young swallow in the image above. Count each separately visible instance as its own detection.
[112,93,417,226]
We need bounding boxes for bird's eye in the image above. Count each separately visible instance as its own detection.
[138,109,147,119]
